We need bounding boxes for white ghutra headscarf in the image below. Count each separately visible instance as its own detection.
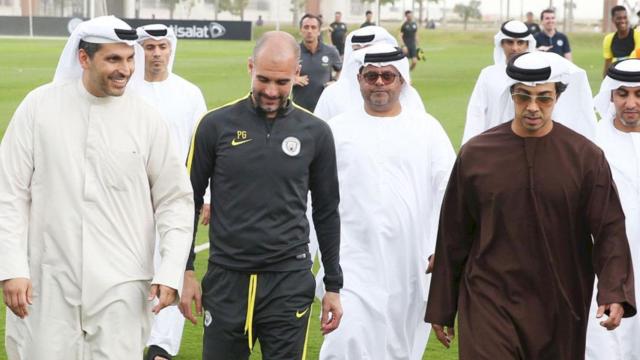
[53,15,144,86]
[498,51,597,140]
[493,20,537,65]
[136,24,178,73]
[594,59,640,121]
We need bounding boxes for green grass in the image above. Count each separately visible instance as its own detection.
[0,27,604,359]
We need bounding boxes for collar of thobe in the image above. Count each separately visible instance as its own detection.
[493,20,537,65]
[53,15,145,87]
[595,58,640,119]
[136,24,178,73]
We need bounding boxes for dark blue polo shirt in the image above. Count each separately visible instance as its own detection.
[293,42,342,112]
[534,31,571,57]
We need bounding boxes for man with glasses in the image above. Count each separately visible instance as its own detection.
[586,58,640,360]
[426,51,636,359]
[314,26,426,122]
[464,48,596,143]
[318,43,455,359]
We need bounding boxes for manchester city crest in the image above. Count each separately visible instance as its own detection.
[282,137,301,157]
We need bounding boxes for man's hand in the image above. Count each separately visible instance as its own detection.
[148,284,177,314]
[321,291,343,335]
[597,303,625,331]
[295,75,310,87]
[432,323,455,348]
[179,270,202,325]
[426,255,435,274]
[2,278,32,319]
[200,204,211,226]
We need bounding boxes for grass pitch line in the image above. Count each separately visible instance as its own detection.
[195,243,209,253]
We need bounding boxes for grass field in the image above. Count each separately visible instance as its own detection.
[0,26,605,359]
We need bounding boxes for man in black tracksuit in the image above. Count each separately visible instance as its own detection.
[180,31,343,360]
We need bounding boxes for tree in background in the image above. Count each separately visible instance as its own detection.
[161,0,180,19]
[416,0,440,26]
[453,0,481,30]
[291,0,304,27]
[219,0,249,20]
[200,0,220,19]
[362,0,395,23]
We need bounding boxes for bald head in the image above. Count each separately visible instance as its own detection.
[252,31,300,66]
[248,31,301,119]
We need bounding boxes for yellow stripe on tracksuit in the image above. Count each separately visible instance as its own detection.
[301,306,312,360]
[244,274,258,351]
[241,273,311,359]
[291,101,315,116]
[186,94,249,174]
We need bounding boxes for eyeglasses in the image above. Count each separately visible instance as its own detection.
[361,71,400,85]
[511,92,556,106]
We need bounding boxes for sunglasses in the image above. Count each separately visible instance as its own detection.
[361,71,400,85]
[511,92,556,106]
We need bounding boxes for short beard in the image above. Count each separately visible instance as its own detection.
[255,92,287,113]
[618,115,640,129]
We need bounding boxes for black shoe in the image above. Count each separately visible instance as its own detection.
[145,345,172,360]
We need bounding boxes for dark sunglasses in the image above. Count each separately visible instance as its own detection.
[361,71,400,85]
[511,92,556,106]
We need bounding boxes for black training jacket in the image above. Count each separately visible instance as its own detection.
[186,94,343,292]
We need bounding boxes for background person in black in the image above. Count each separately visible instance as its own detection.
[525,11,541,35]
[180,31,343,359]
[293,14,342,112]
[400,10,419,70]
[361,10,375,28]
[329,11,347,57]
[602,6,638,77]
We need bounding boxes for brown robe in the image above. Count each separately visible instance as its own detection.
[425,121,636,359]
